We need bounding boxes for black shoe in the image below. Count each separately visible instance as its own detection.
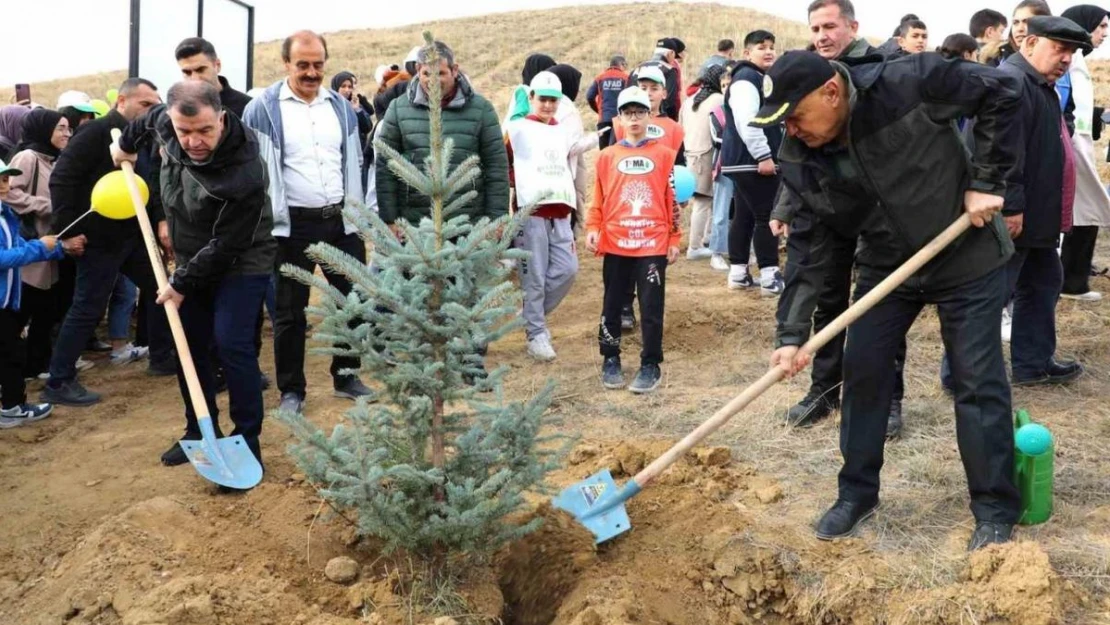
[260,372,271,391]
[146,360,178,377]
[602,357,625,390]
[629,364,662,394]
[1013,360,1084,387]
[967,522,1013,551]
[620,306,636,331]
[786,389,840,428]
[886,400,903,440]
[815,498,880,541]
[334,375,376,401]
[86,338,112,353]
[40,380,102,407]
[161,441,191,466]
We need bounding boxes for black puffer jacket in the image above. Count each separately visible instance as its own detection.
[774,53,1022,347]
[119,105,276,295]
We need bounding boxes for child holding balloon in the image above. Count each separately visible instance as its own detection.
[0,160,85,428]
[586,86,681,394]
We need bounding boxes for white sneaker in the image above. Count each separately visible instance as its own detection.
[686,247,713,260]
[76,357,95,372]
[1001,308,1012,343]
[110,343,150,366]
[710,254,730,272]
[527,334,557,362]
[1061,291,1103,302]
[728,266,755,290]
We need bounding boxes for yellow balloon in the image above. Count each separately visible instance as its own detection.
[90,99,110,118]
[106,88,119,103]
[91,171,147,220]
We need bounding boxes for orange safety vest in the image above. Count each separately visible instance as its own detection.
[613,115,685,153]
[587,140,681,257]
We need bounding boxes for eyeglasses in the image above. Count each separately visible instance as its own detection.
[620,109,649,120]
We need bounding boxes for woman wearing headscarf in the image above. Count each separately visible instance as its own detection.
[0,106,31,161]
[521,54,556,86]
[1059,5,1110,301]
[6,109,71,378]
[331,71,375,189]
[679,64,727,259]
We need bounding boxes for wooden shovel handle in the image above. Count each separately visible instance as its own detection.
[632,213,974,489]
[110,129,212,422]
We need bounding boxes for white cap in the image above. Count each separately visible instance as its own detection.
[57,90,96,113]
[617,86,651,111]
[633,65,666,87]
[374,64,390,85]
[529,71,564,99]
[404,46,422,64]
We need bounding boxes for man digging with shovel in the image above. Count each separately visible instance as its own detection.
[762,51,1025,551]
[112,80,275,483]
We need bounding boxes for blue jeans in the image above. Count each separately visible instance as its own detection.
[48,239,172,384]
[176,273,270,463]
[709,176,734,255]
[108,275,138,341]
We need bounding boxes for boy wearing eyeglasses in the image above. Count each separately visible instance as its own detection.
[586,87,681,394]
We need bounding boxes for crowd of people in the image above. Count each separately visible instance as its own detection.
[0,0,1105,542]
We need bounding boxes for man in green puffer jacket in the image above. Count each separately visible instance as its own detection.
[375,41,510,226]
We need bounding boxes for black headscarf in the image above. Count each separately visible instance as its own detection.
[548,64,582,102]
[521,54,556,85]
[17,108,64,160]
[693,64,727,112]
[331,71,357,92]
[1062,5,1109,54]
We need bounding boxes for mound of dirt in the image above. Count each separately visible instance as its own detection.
[510,440,1077,625]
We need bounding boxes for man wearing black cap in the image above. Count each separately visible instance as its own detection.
[641,38,683,121]
[760,49,1025,551]
[997,16,1091,386]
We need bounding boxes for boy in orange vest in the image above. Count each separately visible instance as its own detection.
[586,87,681,393]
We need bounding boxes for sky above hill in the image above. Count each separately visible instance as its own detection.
[4,0,1107,86]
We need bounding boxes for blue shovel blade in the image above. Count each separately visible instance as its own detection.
[179,434,263,490]
[552,469,636,544]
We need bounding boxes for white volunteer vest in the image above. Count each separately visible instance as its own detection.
[506,119,577,210]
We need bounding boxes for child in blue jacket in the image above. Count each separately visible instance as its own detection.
[0,159,85,428]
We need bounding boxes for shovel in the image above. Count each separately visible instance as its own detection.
[554,213,976,543]
[109,129,263,490]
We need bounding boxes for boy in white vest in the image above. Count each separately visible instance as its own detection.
[505,71,602,361]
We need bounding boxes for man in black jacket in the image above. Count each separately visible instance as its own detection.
[43,78,174,407]
[773,0,908,435]
[760,50,1024,551]
[640,38,683,121]
[175,37,253,118]
[114,80,276,470]
[1000,16,1089,385]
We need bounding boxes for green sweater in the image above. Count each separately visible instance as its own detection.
[376,75,510,224]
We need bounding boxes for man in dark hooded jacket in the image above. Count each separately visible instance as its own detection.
[114,80,276,471]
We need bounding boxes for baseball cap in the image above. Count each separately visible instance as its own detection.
[57,90,97,114]
[0,158,23,177]
[750,51,835,128]
[634,65,667,86]
[404,46,422,64]
[617,86,651,111]
[530,71,564,99]
[1027,16,1093,54]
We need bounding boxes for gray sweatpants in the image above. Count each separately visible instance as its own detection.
[515,215,578,340]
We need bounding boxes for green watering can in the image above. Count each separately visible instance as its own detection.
[1014,409,1054,525]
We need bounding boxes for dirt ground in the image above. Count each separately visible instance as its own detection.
[2,238,1110,624]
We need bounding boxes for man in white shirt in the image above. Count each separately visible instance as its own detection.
[242,30,372,415]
